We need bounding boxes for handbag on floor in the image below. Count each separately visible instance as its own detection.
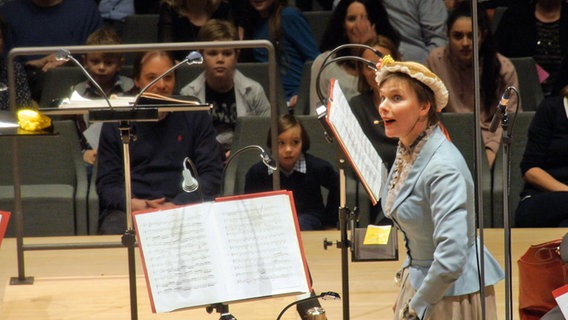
[518,238,568,320]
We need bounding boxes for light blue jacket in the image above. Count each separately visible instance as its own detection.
[382,126,504,319]
[180,70,270,117]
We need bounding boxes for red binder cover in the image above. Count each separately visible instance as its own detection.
[0,211,11,247]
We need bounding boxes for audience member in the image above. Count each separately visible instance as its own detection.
[0,0,102,102]
[98,0,135,37]
[515,93,568,227]
[494,0,568,97]
[180,19,270,161]
[381,0,447,64]
[96,50,223,234]
[426,1,519,168]
[240,0,320,109]
[0,14,31,110]
[70,26,134,181]
[158,0,235,61]
[244,114,339,231]
[375,54,504,320]
[309,0,399,113]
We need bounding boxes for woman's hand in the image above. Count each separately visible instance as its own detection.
[399,300,419,320]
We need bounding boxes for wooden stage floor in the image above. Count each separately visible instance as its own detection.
[0,228,566,319]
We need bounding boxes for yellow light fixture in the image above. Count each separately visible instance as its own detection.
[17,109,52,132]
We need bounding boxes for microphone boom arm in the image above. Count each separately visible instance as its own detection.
[56,49,113,109]
[315,44,382,107]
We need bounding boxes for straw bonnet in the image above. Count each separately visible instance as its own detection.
[375,55,448,112]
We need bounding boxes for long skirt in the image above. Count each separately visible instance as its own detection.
[392,269,498,320]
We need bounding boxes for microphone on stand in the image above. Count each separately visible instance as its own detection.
[132,51,204,108]
[259,148,278,171]
[55,48,113,109]
[220,145,277,196]
[316,104,334,143]
[182,157,199,192]
[489,86,515,133]
[182,157,204,201]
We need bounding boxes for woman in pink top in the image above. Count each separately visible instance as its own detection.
[425,1,519,168]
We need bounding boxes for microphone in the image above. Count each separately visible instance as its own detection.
[259,148,278,171]
[133,51,203,107]
[182,157,199,193]
[220,145,278,196]
[489,86,515,133]
[315,104,334,143]
[55,48,113,109]
[315,44,383,106]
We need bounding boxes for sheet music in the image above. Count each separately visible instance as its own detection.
[135,203,226,312]
[82,122,102,150]
[211,195,308,298]
[59,92,133,109]
[327,80,387,204]
[133,192,309,313]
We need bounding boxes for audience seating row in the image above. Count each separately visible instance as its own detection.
[0,111,535,236]
[0,120,88,237]
[120,11,332,49]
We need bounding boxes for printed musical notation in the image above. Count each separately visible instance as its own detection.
[133,191,310,313]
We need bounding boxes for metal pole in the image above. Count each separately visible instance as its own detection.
[470,3,487,319]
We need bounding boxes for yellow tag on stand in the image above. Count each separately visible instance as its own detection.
[363,225,392,245]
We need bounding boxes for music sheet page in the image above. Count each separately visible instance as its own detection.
[327,80,387,204]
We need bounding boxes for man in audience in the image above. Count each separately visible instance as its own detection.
[96,50,222,234]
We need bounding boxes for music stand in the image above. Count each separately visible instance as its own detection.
[46,101,211,320]
[7,40,279,320]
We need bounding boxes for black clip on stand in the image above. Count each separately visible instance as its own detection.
[206,303,237,320]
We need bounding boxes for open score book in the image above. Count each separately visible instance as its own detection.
[133,190,311,313]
